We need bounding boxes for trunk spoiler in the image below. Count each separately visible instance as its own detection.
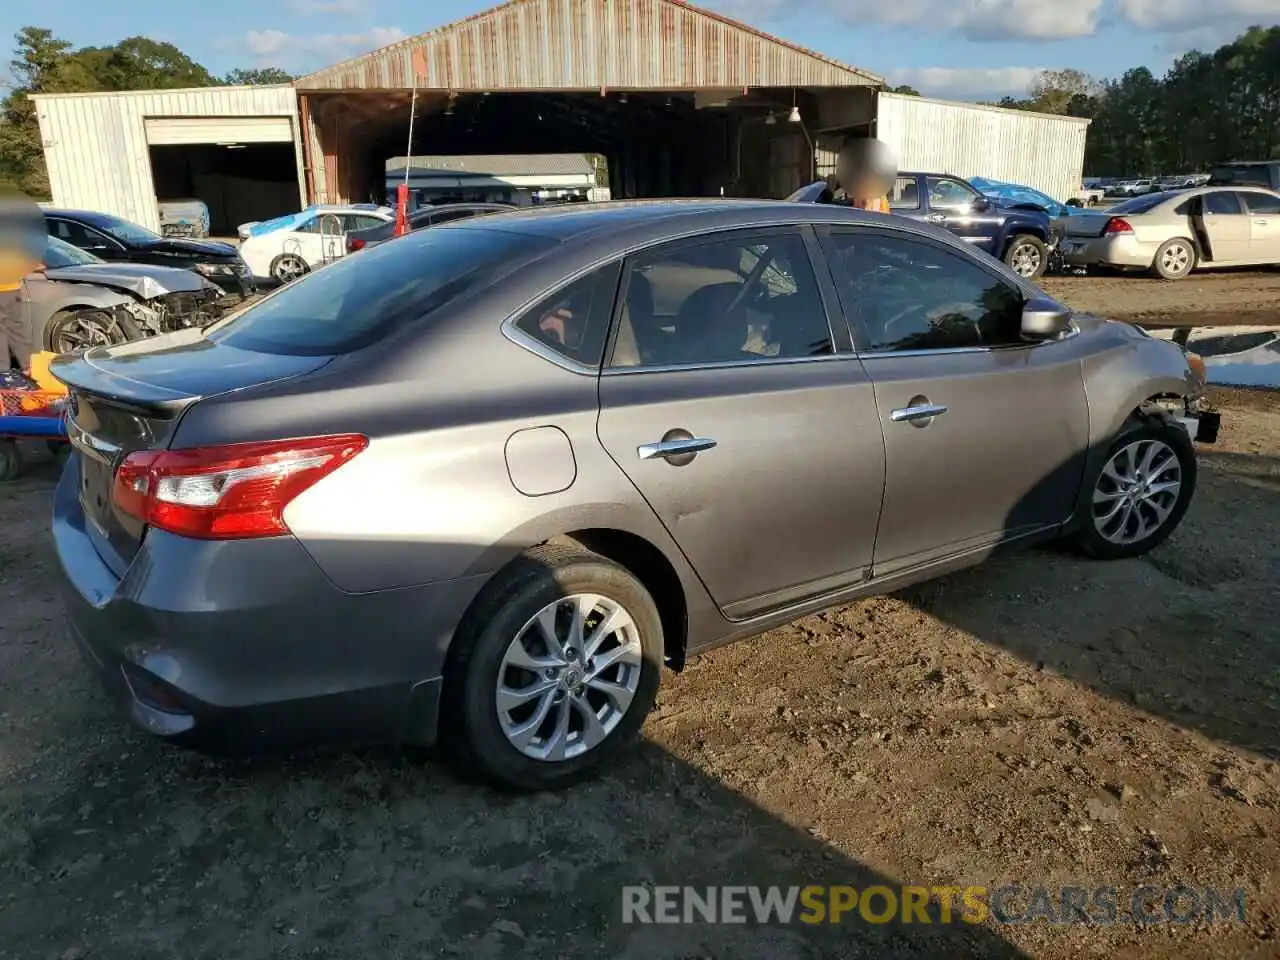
[50,350,199,418]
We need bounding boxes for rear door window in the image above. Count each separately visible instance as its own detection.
[207,227,554,356]
[889,177,921,211]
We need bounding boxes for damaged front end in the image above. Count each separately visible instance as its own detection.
[1143,348,1221,445]
[44,265,225,336]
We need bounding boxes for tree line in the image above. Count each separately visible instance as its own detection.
[0,26,292,197]
[993,25,1280,177]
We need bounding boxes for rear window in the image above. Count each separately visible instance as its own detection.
[1108,193,1169,215]
[206,227,553,356]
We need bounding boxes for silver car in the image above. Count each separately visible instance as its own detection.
[1061,186,1280,279]
[51,201,1216,790]
[22,236,224,353]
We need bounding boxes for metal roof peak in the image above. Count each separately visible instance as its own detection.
[295,0,880,91]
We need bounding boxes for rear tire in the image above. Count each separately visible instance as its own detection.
[446,544,663,791]
[1070,416,1196,560]
[1150,238,1197,280]
[1004,234,1048,278]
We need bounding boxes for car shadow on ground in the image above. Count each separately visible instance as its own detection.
[895,437,1278,764]
[0,735,1032,958]
[0,472,1028,960]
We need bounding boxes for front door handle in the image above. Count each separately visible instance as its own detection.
[637,436,717,461]
[891,402,948,423]
[927,213,947,224]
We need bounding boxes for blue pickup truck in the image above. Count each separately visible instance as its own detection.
[789,171,1055,279]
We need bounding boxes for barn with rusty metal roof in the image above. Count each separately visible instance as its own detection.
[292,0,884,205]
[32,0,1090,234]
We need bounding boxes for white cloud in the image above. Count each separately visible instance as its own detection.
[705,0,1102,41]
[886,66,1047,99]
[1116,0,1280,31]
[244,26,406,63]
[283,0,362,13]
[708,0,1279,41]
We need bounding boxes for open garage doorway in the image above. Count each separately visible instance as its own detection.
[146,117,304,238]
[305,90,822,207]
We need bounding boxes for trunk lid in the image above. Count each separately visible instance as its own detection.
[52,329,333,576]
[1063,213,1117,238]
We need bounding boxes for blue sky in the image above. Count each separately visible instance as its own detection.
[3,0,1278,99]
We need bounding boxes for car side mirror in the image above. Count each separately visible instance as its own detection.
[1021,296,1072,340]
[972,197,993,212]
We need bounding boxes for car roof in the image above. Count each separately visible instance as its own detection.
[42,208,119,222]
[446,198,886,243]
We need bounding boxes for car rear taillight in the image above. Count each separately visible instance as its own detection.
[1104,217,1134,235]
[347,237,365,252]
[112,435,367,540]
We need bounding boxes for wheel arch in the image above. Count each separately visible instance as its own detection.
[449,506,699,673]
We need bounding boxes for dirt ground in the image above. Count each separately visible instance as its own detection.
[1040,270,1280,329]
[1,395,1278,955]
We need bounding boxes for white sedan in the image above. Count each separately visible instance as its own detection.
[237,206,393,284]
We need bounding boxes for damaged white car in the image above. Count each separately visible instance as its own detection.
[20,237,226,354]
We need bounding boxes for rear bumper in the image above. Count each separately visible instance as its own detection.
[1061,234,1157,269]
[52,456,487,753]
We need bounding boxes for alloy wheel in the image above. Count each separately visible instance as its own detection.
[1092,439,1183,545]
[1010,242,1043,277]
[274,256,307,283]
[1160,242,1192,277]
[52,310,125,353]
[495,593,644,762]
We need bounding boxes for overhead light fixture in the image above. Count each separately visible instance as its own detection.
[764,113,776,126]
[619,93,628,103]
[788,105,802,123]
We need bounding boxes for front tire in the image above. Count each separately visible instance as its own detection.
[1004,234,1048,278]
[43,308,140,354]
[446,544,663,791]
[1150,238,1197,280]
[1071,416,1196,560]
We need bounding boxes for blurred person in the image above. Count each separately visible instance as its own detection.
[0,187,45,370]
[830,136,898,213]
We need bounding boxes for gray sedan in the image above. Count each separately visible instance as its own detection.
[50,201,1215,790]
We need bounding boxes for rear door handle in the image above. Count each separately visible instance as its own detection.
[927,213,947,224]
[637,437,717,460]
[891,403,948,423]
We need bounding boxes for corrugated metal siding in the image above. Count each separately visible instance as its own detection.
[32,85,303,231]
[876,93,1089,202]
[297,0,879,91]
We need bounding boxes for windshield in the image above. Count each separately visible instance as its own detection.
[43,235,103,267]
[206,226,555,356]
[1109,193,1170,215]
[92,214,161,245]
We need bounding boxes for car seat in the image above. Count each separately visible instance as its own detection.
[677,282,749,364]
